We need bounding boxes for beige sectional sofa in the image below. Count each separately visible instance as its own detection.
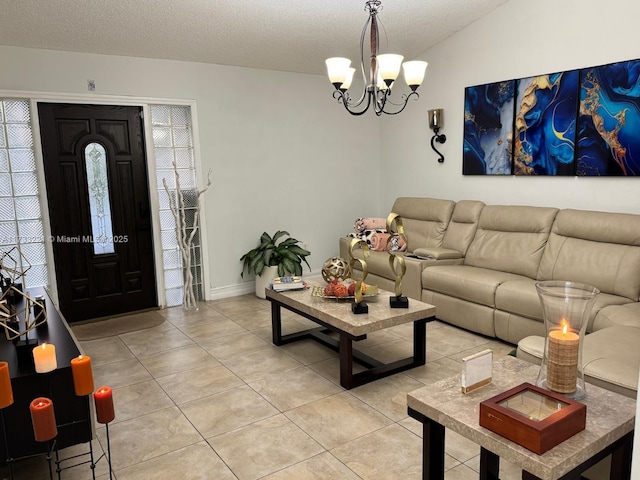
[338,197,640,397]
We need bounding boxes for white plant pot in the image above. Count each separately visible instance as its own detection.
[255,265,279,299]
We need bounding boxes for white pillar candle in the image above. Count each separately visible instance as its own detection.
[33,343,57,373]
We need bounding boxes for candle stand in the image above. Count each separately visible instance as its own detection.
[535,281,599,400]
[53,408,114,480]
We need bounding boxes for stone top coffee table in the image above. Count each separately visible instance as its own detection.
[265,281,436,389]
[407,355,636,480]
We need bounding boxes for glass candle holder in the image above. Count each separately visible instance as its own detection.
[535,281,599,400]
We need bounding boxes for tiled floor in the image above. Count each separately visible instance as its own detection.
[3,294,528,480]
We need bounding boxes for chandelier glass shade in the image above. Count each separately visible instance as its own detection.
[325,0,428,116]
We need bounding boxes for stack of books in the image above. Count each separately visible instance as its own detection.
[271,276,305,292]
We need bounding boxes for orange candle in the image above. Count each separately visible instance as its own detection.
[33,343,57,373]
[70,355,94,396]
[30,397,57,442]
[94,386,115,424]
[0,362,13,409]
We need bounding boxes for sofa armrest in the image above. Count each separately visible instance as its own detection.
[411,247,463,260]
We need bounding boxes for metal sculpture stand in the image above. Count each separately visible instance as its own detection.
[387,212,409,308]
[386,213,409,308]
[348,238,370,314]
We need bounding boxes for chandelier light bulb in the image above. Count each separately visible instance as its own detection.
[376,54,404,84]
[403,61,428,90]
[325,57,352,87]
[341,68,356,91]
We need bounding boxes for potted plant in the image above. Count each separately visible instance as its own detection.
[240,230,311,298]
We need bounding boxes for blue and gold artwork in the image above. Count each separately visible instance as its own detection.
[463,81,515,175]
[576,60,640,176]
[513,71,579,175]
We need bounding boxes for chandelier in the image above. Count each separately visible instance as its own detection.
[325,0,428,116]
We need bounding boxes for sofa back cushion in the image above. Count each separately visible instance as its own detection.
[391,197,455,251]
[538,209,640,301]
[442,200,485,256]
[464,205,558,278]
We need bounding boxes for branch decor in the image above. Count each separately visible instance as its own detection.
[163,164,213,311]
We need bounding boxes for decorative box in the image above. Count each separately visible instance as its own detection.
[479,382,586,454]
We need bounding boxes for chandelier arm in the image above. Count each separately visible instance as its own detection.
[333,87,369,110]
[341,90,375,116]
[380,92,420,115]
[382,91,416,107]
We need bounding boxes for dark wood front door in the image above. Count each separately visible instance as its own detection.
[38,103,157,322]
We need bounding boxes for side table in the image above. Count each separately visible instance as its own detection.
[407,356,635,480]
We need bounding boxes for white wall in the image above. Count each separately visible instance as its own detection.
[380,0,640,215]
[0,46,386,297]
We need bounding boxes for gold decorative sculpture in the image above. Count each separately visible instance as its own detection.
[321,257,352,283]
[0,246,47,343]
[386,213,409,308]
[0,287,46,341]
[348,238,370,314]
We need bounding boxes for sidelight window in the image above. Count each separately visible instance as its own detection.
[0,99,48,288]
[84,142,115,255]
[151,105,202,307]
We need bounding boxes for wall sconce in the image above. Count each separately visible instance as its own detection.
[428,108,447,163]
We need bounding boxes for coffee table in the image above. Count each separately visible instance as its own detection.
[407,355,635,480]
[266,282,436,389]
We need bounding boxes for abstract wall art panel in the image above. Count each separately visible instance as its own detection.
[576,60,640,176]
[463,80,515,175]
[513,71,579,175]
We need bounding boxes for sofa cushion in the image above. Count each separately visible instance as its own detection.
[441,200,485,256]
[538,209,640,301]
[391,197,455,251]
[494,280,541,319]
[422,265,530,307]
[464,205,558,279]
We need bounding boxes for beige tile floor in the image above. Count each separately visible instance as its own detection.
[2,294,533,480]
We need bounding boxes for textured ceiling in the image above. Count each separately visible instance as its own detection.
[0,0,508,76]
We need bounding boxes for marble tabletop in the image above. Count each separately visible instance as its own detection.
[265,280,436,337]
[407,355,636,480]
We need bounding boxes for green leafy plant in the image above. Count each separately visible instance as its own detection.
[240,230,311,278]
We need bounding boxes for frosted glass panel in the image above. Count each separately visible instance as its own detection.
[3,101,30,123]
[171,106,190,126]
[84,143,115,255]
[12,172,38,196]
[0,198,14,221]
[9,149,35,171]
[14,197,41,219]
[6,125,32,148]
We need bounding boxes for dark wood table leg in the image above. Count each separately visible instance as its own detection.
[339,334,354,389]
[423,418,445,480]
[271,301,283,345]
[413,318,427,365]
[480,447,500,480]
[610,431,633,479]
